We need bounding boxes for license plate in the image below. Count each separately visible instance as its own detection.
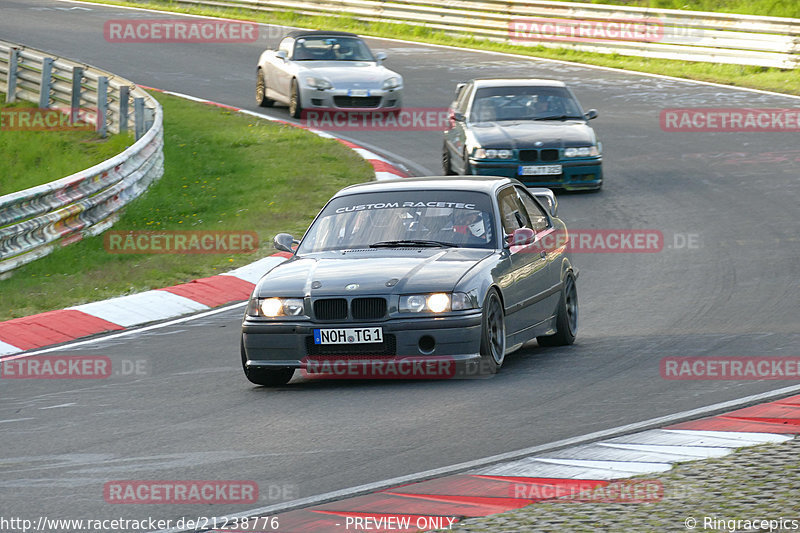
[348,89,370,97]
[314,327,383,345]
[519,165,562,176]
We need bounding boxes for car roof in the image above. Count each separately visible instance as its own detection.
[335,176,518,197]
[470,78,567,89]
[284,30,361,40]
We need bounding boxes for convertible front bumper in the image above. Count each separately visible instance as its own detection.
[300,86,403,111]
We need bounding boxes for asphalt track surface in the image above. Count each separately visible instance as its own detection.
[1,0,799,525]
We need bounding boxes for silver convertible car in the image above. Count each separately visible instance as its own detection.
[255,30,403,118]
[240,177,579,386]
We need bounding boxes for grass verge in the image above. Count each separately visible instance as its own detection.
[0,95,134,195]
[79,0,799,97]
[0,91,373,321]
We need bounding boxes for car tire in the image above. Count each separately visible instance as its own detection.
[463,149,473,175]
[442,143,456,175]
[241,338,294,386]
[289,79,302,119]
[537,273,578,346]
[479,288,506,374]
[256,69,274,108]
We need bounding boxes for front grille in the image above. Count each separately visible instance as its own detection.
[313,298,348,320]
[305,334,397,356]
[352,297,387,320]
[541,149,560,161]
[334,96,382,108]
[519,150,538,162]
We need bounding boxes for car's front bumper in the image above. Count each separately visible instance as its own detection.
[300,87,403,111]
[470,158,603,190]
[242,313,482,369]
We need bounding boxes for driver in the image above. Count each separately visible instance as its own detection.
[336,42,356,60]
[454,210,490,245]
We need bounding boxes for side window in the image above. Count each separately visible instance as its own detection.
[278,37,293,56]
[516,186,550,232]
[497,187,530,235]
[456,83,474,115]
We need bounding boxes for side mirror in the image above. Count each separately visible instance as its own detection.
[584,109,598,120]
[527,187,558,217]
[273,233,297,253]
[276,50,288,61]
[506,228,536,247]
[375,51,387,64]
[452,111,465,122]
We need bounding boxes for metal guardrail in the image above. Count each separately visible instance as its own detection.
[177,0,800,68]
[0,39,164,275]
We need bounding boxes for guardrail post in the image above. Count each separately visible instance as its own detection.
[134,96,145,140]
[39,57,54,108]
[119,85,130,133]
[71,66,84,123]
[97,75,109,137]
[6,48,19,103]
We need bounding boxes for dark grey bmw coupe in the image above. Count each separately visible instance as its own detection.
[241,177,578,386]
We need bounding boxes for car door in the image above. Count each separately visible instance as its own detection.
[493,186,550,340]
[515,185,563,325]
[444,81,473,174]
[270,37,294,100]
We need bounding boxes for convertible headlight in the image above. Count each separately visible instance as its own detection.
[382,76,402,90]
[399,292,476,313]
[474,148,514,159]
[564,145,600,157]
[305,77,333,90]
[248,297,305,317]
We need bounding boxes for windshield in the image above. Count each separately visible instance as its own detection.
[293,36,375,61]
[469,86,584,122]
[297,190,497,253]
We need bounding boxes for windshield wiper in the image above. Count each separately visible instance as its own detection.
[369,240,458,248]
[534,115,584,121]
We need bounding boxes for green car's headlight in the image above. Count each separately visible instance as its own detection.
[564,146,600,157]
[248,297,305,317]
[474,148,513,159]
[399,292,476,313]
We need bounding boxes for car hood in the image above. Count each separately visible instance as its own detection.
[255,248,494,296]
[469,120,596,149]
[298,62,399,89]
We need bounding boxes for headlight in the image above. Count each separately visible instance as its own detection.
[474,148,513,159]
[399,292,476,313]
[248,297,305,317]
[382,77,401,90]
[564,146,600,157]
[305,77,332,90]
